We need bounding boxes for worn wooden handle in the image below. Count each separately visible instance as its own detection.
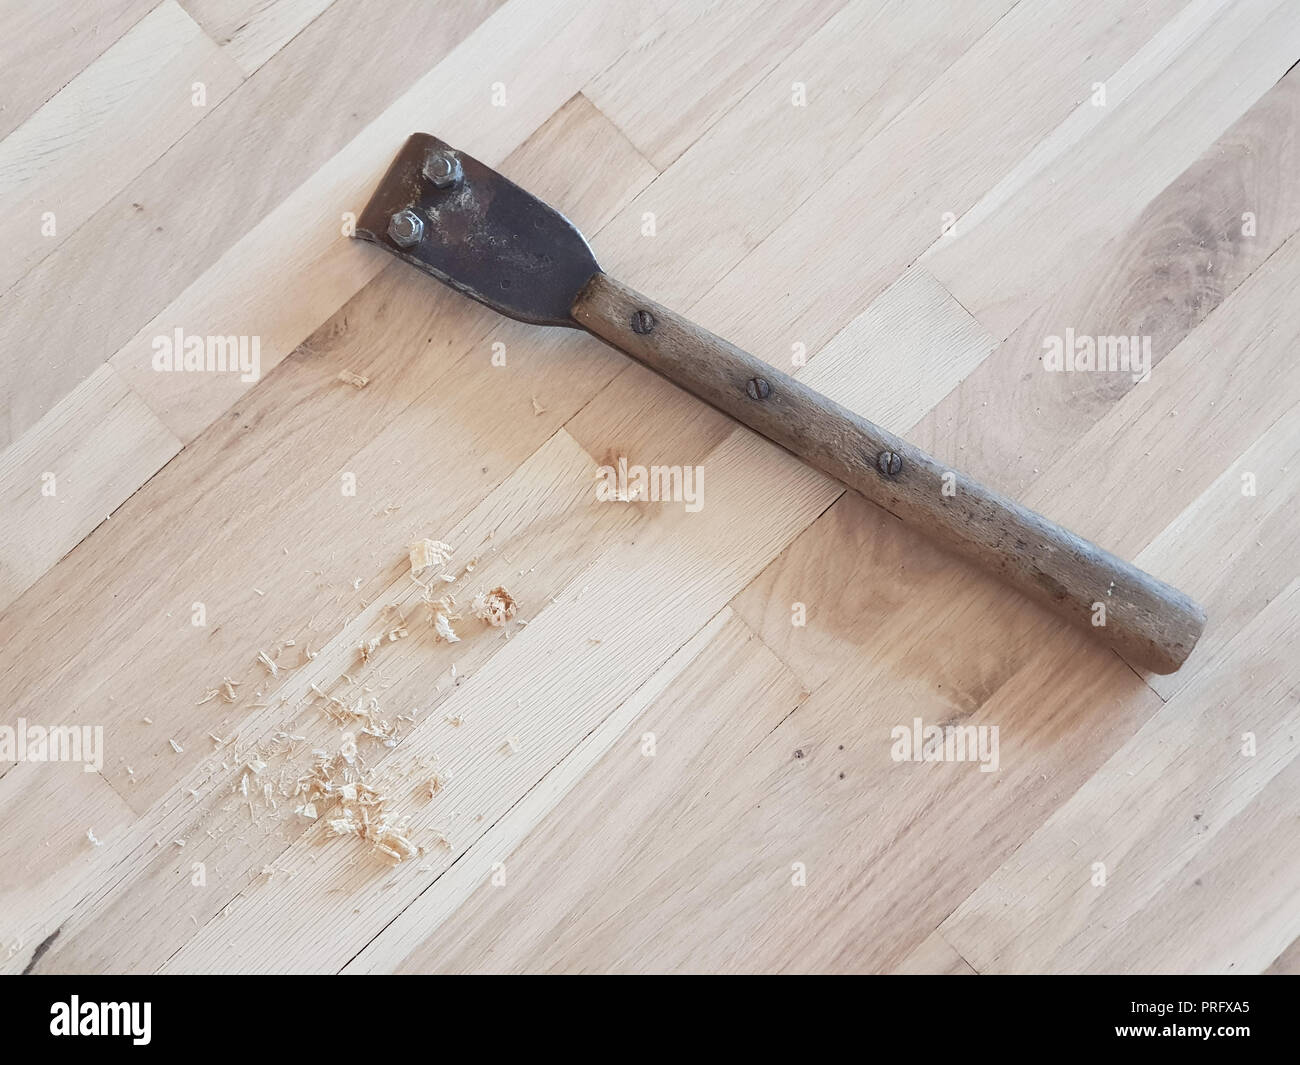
[571,272,1204,673]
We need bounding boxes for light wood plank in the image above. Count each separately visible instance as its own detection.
[155,428,834,972]
[27,428,649,972]
[584,0,846,169]
[1019,228,1300,561]
[0,0,503,447]
[690,0,1186,362]
[0,760,138,975]
[799,266,996,431]
[1136,401,1300,696]
[591,0,1019,317]
[910,63,1300,498]
[378,611,809,973]
[1095,756,1300,974]
[0,365,181,612]
[0,0,158,140]
[892,930,979,975]
[346,605,740,973]
[180,0,340,74]
[0,1,245,298]
[924,0,1300,340]
[940,580,1300,973]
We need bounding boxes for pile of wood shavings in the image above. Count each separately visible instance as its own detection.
[310,746,416,864]
[217,711,439,867]
[188,536,522,870]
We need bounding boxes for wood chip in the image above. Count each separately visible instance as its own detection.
[471,586,517,627]
[337,369,369,388]
[409,539,454,576]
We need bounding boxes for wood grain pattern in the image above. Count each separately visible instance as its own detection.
[0,1,244,296]
[1,0,1297,975]
[0,365,181,612]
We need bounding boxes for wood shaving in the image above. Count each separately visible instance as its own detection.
[432,611,459,643]
[423,592,461,643]
[197,677,240,705]
[337,369,369,388]
[502,735,521,754]
[357,635,382,663]
[531,396,546,415]
[168,738,184,754]
[471,586,517,627]
[409,539,454,577]
[86,828,102,847]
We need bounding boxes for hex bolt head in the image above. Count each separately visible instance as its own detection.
[877,449,903,476]
[388,208,424,248]
[423,149,463,189]
[746,376,772,400]
[631,309,655,334]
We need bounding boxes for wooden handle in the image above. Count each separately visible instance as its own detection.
[571,272,1205,674]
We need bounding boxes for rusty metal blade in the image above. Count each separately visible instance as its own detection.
[353,133,599,327]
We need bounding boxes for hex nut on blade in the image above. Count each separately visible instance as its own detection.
[388,209,424,247]
[423,149,463,189]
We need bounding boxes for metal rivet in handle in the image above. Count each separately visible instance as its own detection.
[631,309,655,334]
[877,450,902,476]
[746,377,772,400]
